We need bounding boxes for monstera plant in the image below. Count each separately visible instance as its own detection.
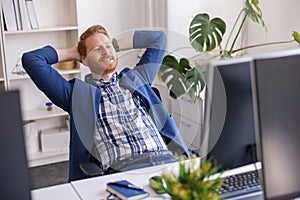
[158,0,300,103]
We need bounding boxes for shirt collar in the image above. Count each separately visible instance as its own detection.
[84,72,119,87]
[94,72,118,87]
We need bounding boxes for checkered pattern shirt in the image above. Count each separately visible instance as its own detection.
[92,73,168,170]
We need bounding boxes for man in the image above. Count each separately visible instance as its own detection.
[22,25,190,181]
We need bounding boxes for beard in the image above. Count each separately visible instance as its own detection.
[88,56,118,77]
[102,58,118,75]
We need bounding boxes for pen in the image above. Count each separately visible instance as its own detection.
[109,182,144,190]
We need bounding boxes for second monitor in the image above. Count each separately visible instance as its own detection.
[202,56,257,171]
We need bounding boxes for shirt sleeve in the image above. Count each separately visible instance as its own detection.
[132,31,166,84]
[21,45,72,112]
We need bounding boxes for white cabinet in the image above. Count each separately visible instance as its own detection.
[0,0,80,166]
[23,107,70,167]
[171,94,204,152]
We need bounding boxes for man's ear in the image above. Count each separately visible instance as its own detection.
[80,56,88,66]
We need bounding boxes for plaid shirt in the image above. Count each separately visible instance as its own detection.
[92,73,168,170]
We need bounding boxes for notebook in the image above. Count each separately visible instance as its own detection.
[106,180,149,200]
[201,57,262,199]
[0,90,32,200]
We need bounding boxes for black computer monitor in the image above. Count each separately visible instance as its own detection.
[252,49,300,200]
[0,90,32,200]
[201,57,257,171]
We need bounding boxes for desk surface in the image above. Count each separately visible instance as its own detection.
[71,162,175,200]
[31,159,300,200]
[31,183,81,200]
[70,159,264,200]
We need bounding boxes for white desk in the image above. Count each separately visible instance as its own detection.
[70,159,264,200]
[31,183,81,200]
[71,162,178,200]
[31,160,300,200]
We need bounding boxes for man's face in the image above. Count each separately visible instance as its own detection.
[82,33,118,77]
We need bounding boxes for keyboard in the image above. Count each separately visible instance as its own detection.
[218,170,261,199]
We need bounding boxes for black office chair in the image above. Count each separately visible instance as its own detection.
[79,87,164,178]
[78,86,200,178]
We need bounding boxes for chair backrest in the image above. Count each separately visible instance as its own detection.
[151,87,162,101]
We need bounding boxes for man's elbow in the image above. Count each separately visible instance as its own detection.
[21,52,32,70]
[148,31,167,50]
[156,31,167,50]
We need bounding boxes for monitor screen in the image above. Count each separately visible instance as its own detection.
[201,57,257,171]
[252,49,300,200]
[0,90,32,200]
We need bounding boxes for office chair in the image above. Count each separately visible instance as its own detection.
[78,86,202,178]
[78,86,164,178]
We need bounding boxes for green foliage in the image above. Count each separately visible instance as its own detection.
[185,64,206,103]
[159,55,191,99]
[189,13,226,52]
[159,0,300,102]
[244,0,265,29]
[158,55,205,103]
[293,31,300,47]
[150,157,224,200]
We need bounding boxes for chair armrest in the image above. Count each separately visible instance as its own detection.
[189,148,201,157]
[79,162,104,178]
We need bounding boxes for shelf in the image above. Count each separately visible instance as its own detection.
[1,0,78,168]
[27,150,69,167]
[23,106,68,121]
[9,68,81,80]
[8,73,28,80]
[4,26,78,35]
[57,68,81,75]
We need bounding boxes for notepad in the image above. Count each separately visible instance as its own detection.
[106,180,149,200]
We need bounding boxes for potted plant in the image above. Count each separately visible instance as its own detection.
[149,157,224,200]
[158,0,300,103]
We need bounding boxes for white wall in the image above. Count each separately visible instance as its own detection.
[74,0,300,79]
[246,0,300,54]
[76,0,147,35]
[75,0,172,108]
[166,0,300,56]
[163,0,245,110]
[75,1,300,110]
[76,0,148,77]
[166,0,245,57]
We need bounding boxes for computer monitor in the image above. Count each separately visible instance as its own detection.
[252,49,300,200]
[0,90,32,200]
[201,56,257,171]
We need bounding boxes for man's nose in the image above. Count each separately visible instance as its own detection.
[101,47,109,55]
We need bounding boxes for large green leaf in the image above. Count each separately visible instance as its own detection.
[185,66,206,103]
[189,13,226,52]
[244,0,266,31]
[159,55,192,99]
[160,55,191,75]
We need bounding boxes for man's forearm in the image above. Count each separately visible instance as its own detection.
[133,31,166,50]
[56,32,134,61]
[115,33,134,52]
[114,31,166,52]
[56,47,81,62]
